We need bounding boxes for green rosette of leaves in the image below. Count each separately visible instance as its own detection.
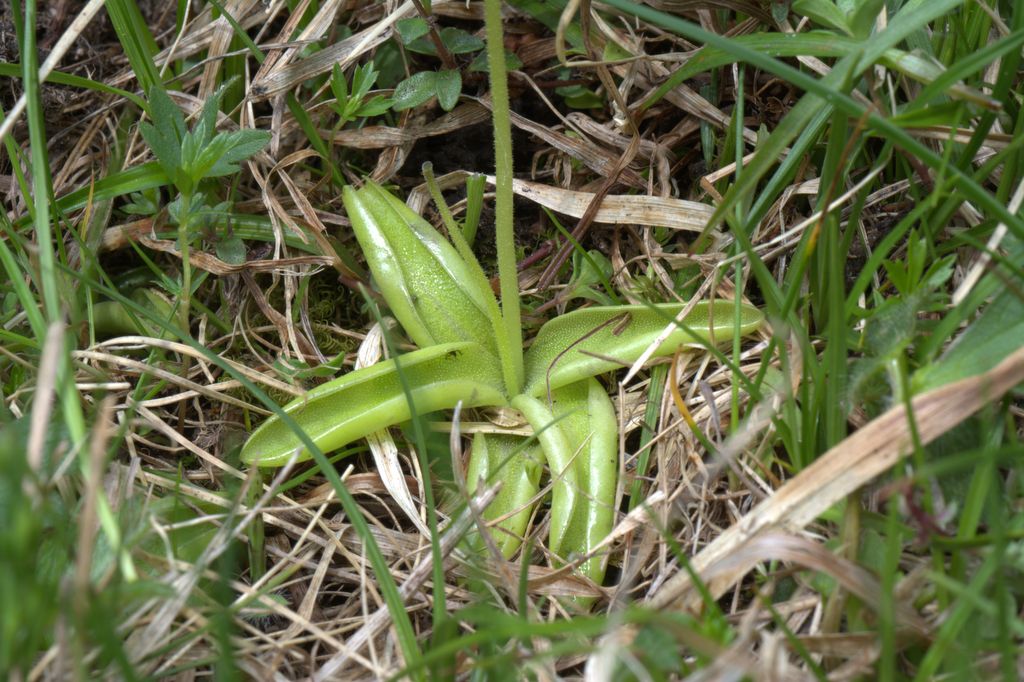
[241,180,763,595]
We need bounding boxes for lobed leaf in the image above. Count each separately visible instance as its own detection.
[139,86,184,185]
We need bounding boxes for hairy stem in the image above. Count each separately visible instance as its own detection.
[483,0,524,394]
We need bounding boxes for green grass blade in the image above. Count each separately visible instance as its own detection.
[602,0,1024,244]
[104,0,162,93]
[0,63,146,108]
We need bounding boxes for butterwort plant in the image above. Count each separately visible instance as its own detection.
[241,0,762,593]
[240,178,762,587]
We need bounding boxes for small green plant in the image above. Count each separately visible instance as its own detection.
[329,63,393,124]
[239,0,761,595]
[138,81,270,330]
[140,82,270,199]
[240,179,762,588]
[391,68,463,112]
[388,14,521,113]
[395,17,484,57]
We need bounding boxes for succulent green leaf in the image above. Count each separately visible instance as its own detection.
[241,342,507,467]
[343,182,504,359]
[523,301,764,397]
[93,289,174,339]
[510,394,578,555]
[548,378,617,585]
[465,432,542,557]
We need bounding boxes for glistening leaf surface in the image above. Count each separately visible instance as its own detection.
[241,343,507,467]
[343,183,503,359]
[523,301,764,396]
[549,378,617,584]
[465,432,541,557]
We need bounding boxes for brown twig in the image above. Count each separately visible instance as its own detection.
[410,0,458,71]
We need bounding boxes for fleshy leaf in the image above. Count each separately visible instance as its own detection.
[523,301,764,396]
[343,182,504,358]
[93,289,174,339]
[241,342,507,467]
[510,393,579,555]
[465,432,542,557]
[549,378,617,585]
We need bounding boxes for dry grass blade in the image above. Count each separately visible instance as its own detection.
[953,174,1024,304]
[197,0,263,98]
[10,0,1022,677]
[73,349,272,415]
[312,485,499,681]
[905,125,1013,151]
[250,1,412,99]
[567,112,668,162]
[355,322,432,537]
[322,103,490,149]
[0,0,106,141]
[124,462,299,674]
[73,397,116,616]
[108,4,266,86]
[475,97,648,188]
[642,0,773,24]
[93,336,304,398]
[406,169,716,232]
[260,0,347,76]
[490,175,715,232]
[135,404,245,478]
[27,323,64,473]
[703,531,929,634]
[648,345,1024,610]
[138,231,332,275]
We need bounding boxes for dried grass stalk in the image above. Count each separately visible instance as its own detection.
[649,345,1024,610]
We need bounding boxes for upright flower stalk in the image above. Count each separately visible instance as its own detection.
[484,0,524,394]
